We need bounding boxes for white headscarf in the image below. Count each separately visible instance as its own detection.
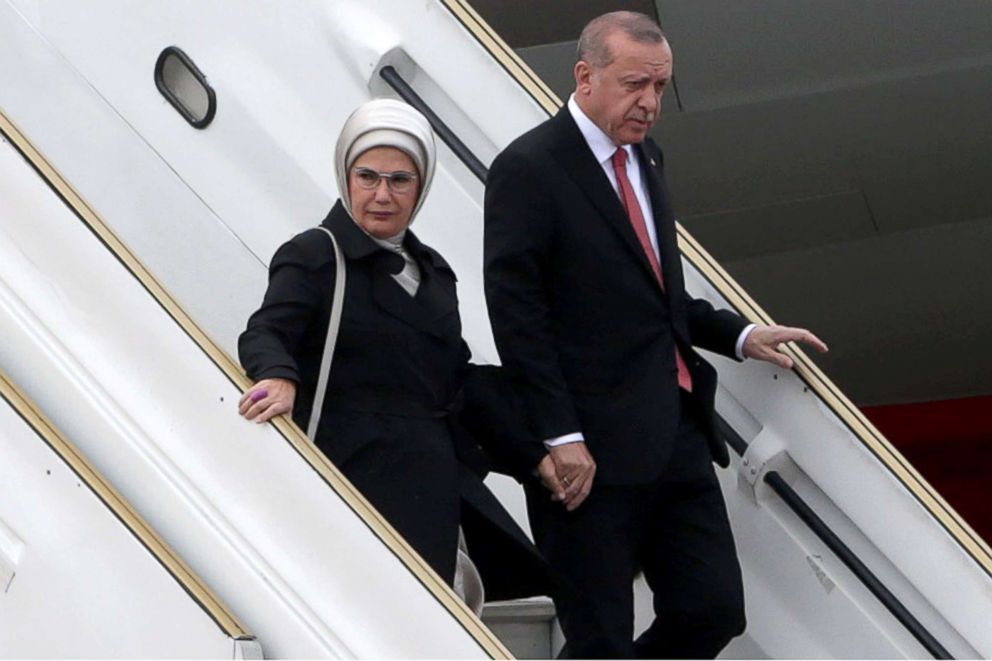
[334,98,437,225]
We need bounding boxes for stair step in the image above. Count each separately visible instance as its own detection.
[482,597,562,659]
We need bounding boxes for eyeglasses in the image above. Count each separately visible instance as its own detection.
[352,166,419,194]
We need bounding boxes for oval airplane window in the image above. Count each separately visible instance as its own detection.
[154,46,216,129]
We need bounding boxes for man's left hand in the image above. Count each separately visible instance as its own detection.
[743,324,828,369]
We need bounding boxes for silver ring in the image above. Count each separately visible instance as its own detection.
[562,476,571,486]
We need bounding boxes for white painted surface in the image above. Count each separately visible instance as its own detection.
[682,265,992,659]
[0,0,543,362]
[0,398,243,658]
[1,0,990,657]
[0,135,486,658]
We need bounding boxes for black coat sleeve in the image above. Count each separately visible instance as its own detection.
[484,149,582,445]
[685,294,750,359]
[238,238,331,383]
[456,364,549,480]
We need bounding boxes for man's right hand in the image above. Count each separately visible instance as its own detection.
[538,442,596,511]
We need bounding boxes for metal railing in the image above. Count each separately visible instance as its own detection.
[718,416,951,659]
[379,66,488,182]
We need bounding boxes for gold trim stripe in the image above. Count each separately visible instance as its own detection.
[448,1,992,576]
[0,368,251,639]
[441,0,561,114]
[0,109,510,658]
[677,226,992,571]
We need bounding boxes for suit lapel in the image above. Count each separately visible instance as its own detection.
[548,110,660,285]
[327,203,456,339]
[637,141,688,327]
[370,263,455,339]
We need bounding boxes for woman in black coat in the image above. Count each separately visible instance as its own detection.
[237,99,549,602]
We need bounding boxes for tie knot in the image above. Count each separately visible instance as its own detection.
[611,148,628,170]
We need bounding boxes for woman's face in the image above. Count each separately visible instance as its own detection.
[348,146,421,239]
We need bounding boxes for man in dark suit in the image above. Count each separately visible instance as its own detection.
[483,11,828,659]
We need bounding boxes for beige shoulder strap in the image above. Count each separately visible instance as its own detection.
[307,227,346,440]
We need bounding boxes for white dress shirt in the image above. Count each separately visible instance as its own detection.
[567,95,661,259]
[544,96,754,449]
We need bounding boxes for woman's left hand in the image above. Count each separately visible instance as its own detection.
[239,378,297,423]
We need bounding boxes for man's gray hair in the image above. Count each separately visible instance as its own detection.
[576,11,666,68]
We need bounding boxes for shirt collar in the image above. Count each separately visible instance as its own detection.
[567,93,634,166]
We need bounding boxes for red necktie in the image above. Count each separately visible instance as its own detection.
[612,148,693,392]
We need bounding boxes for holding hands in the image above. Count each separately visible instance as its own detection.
[533,323,826,513]
[538,442,597,512]
[239,377,297,423]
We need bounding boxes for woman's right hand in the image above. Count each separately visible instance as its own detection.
[239,378,297,423]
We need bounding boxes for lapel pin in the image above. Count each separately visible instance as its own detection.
[650,158,656,167]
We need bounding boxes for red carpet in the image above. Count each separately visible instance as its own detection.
[861,396,992,545]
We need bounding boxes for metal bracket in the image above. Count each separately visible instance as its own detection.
[737,426,793,504]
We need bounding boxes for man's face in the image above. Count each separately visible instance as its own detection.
[575,32,672,145]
